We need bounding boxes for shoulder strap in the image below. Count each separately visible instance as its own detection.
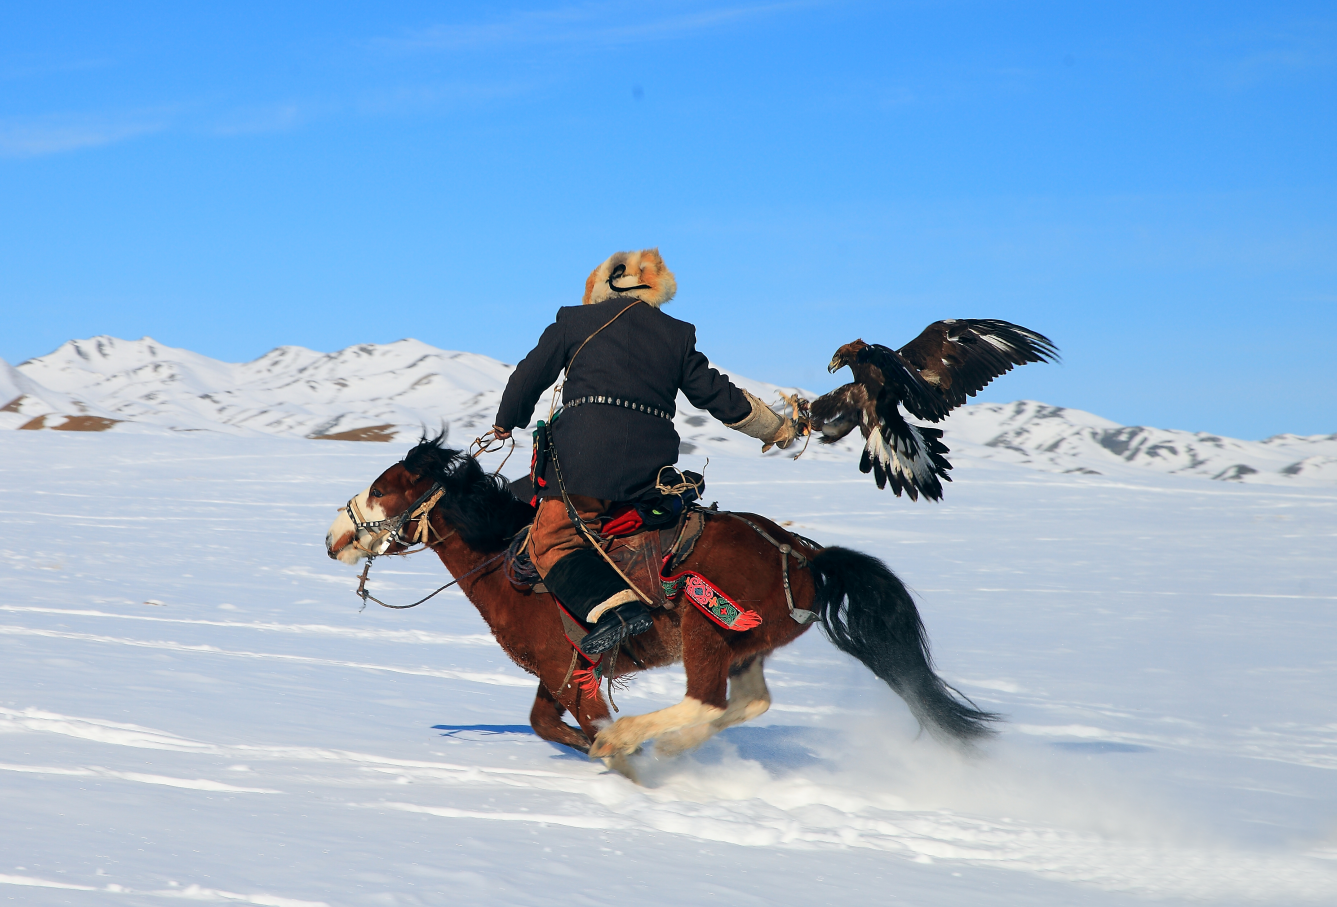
[544,299,645,421]
[565,299,645,377]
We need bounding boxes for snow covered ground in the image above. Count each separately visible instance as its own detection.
[2,424,1335,906]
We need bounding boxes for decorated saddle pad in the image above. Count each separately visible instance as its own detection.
[660,571,762,631]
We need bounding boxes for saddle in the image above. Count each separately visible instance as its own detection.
[504,504,707,609]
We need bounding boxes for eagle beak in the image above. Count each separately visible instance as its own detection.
[827,354,844,374]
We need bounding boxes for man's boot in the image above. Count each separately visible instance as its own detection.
[542,548,653,656]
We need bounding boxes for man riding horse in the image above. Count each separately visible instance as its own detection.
[492,249,798,657]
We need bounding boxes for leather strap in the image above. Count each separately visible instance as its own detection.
[566,299,644,377]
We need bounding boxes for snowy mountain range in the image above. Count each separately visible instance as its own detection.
[3,335,1334,485]
[948,400,1337,483]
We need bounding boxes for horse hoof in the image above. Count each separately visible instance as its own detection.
[654,719,721,757]
[601,751,641,784]
[589,726,644,758]
[589,737,635,759]
[588,731,618,759]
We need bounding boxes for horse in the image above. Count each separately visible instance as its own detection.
[324,435,996,776]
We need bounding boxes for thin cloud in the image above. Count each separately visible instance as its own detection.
[374,0,823,53]
[1228,42,1334,83]
[0,113,165,157]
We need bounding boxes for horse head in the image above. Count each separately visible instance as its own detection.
[326,434,535,565]
[325,459,438,565]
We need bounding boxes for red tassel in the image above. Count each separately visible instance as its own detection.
[731,609,763,631]
[573,667,601,696]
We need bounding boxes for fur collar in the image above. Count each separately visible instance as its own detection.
[582,248,677,307]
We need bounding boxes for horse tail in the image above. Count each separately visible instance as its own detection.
[808,546,1000,744]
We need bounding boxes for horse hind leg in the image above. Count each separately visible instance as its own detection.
[588,619,729,759]
[528,681,591,754]
[588,696,725,759]
[655,655,772,758]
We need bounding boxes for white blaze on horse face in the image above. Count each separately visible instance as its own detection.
[325,484,391,565]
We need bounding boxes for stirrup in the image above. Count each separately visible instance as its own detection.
[579,601,653,657]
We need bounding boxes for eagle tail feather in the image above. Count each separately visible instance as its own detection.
[864,419,952,501]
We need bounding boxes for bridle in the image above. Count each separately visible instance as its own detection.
[340,431,515,610]
[345,481,507,612]
[344,480,450,558]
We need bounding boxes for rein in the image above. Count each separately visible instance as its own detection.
[355,549,504,611]
[346,434,514,610]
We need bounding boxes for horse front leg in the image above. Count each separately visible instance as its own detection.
[528,681,591,754]
[654,654,772,757]
[588,613,729,759]
[535,652,612,749]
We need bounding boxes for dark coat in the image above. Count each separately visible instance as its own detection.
[494,297,751,502]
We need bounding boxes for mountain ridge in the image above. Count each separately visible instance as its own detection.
[3,335,1334,485]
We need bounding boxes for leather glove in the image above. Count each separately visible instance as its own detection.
[726,390,795,452]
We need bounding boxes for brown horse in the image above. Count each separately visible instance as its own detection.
[325,436,996,775]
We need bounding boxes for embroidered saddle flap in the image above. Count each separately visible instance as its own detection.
[604,527,672,609]
[504,506,706,607]
[601,506,707,609]
[504,526,668,603]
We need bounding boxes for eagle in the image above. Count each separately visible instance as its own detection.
[809,319,1059,501]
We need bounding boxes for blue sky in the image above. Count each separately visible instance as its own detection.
[2,1,1333,439]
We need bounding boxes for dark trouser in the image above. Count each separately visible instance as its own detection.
[528,496,637,624]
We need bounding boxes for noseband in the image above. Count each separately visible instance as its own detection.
[344,481,449,557]
[343,478,502,612]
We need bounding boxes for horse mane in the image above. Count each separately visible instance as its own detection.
[402,433,536,552]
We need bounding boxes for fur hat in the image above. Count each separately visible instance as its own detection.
[582,248,677,307]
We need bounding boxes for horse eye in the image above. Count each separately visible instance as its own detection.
[370,489,384,498]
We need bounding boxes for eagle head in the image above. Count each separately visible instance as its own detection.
[828,339,869,374]
[582,248,677,307]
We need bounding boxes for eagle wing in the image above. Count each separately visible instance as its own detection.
[853,343,954,423]
[892,319,1059,420]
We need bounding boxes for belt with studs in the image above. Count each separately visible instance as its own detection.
[563,394,674,421]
